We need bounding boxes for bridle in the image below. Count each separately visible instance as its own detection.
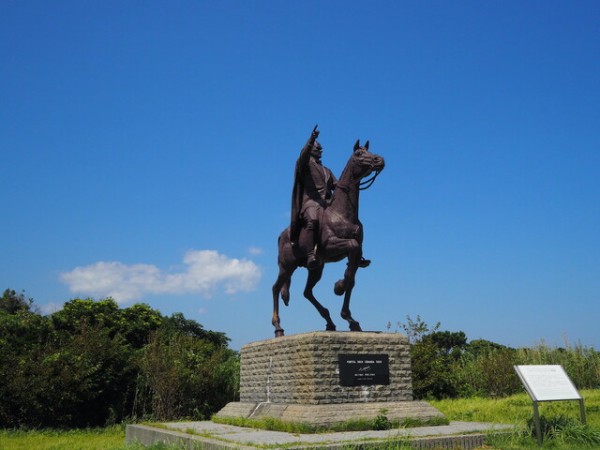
[336,152,382,192]
[359,169,381,190]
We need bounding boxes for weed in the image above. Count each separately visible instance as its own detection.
[212,414,448,434]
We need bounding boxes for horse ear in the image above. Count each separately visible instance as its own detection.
[353,140,360,151]
[365,140,370,150]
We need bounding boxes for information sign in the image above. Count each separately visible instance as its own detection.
[514,365,586,446]
[338,354,389,386]
[515,365,581,401]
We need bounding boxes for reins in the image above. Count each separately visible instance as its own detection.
[359,169,381,190]
[335,169,381,193]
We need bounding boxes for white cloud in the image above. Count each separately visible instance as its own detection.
[60,250,261,304]
[248,246,264,255]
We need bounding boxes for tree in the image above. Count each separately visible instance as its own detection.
[399,315,440,344]
[427,331,467,356]
[399,316,462,399]
[0,291,239,427]
[51,297,121,335]
[0,288,33,314]
[163,312,229,347]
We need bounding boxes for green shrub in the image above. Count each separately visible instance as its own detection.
[0,290,239,428]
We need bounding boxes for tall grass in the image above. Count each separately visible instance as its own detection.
[432,390,600,426]
[432,389,600,449]
[516,340,600,390]
[451,340,600,398]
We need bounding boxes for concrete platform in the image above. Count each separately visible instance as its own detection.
[216,401,444,426]
[126,420,513,449]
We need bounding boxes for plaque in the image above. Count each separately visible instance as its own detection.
[514,365,581,401]
[514,365,586,446]
[338,354,390,386]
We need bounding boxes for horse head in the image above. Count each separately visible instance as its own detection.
[345,140,385,188]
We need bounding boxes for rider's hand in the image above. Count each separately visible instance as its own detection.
[312,125,319,139]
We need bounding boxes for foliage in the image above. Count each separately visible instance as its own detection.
[51,298,164,349]
[0,289,239,428]
[162,312,229,348]
[135,328,238,421]
[0,288,34,314]
[433,390,600,449]
[396,314,440,344]
[400,316,466,399]
[516,340,600,391]
[372,411,392,430]
[398,315,600,400]
[409,334,457,399]
[527,413,600,444]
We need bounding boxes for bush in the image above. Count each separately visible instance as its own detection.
[399,316,600,400]
[517,341,600,390]
[136,329,239,421]
[0,290,239,428]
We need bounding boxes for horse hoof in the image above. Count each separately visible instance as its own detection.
[349,322,362,332]
[326,324,336,331]
[334,280,345,296]
[275,329,285,337]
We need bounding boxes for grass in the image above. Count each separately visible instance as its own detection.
[0,425,180,450]
[431,389,600,427]
[0,426,126,450]
[211,413,449,433]
[431,389,600,449]
[1,391,599,449]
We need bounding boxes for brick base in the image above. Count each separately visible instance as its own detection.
[217,332,444,425]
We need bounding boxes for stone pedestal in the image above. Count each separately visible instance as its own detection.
[217,332,444,426]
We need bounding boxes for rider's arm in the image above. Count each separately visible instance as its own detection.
[297,126,319,168]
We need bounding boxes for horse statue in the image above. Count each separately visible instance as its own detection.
[272,140,385,337]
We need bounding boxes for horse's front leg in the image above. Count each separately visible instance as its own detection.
[304,265,336,331]
[330,238,363,331]
[341,254,362,331]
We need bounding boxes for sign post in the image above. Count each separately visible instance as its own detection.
[514,365,586,446]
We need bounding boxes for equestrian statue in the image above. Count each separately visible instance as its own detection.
[272,125,385,337]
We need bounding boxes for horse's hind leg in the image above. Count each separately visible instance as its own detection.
[272,265,295,337]
[304,266,336,331]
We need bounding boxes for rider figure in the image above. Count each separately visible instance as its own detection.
[290,126,336,269]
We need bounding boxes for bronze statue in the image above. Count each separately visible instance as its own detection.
[290,126,337,269]
[272,126,385,337]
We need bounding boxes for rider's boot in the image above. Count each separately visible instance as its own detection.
[359,257,371,268]
[302,221,320,269]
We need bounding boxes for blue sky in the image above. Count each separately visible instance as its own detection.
[2,1,599,351]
